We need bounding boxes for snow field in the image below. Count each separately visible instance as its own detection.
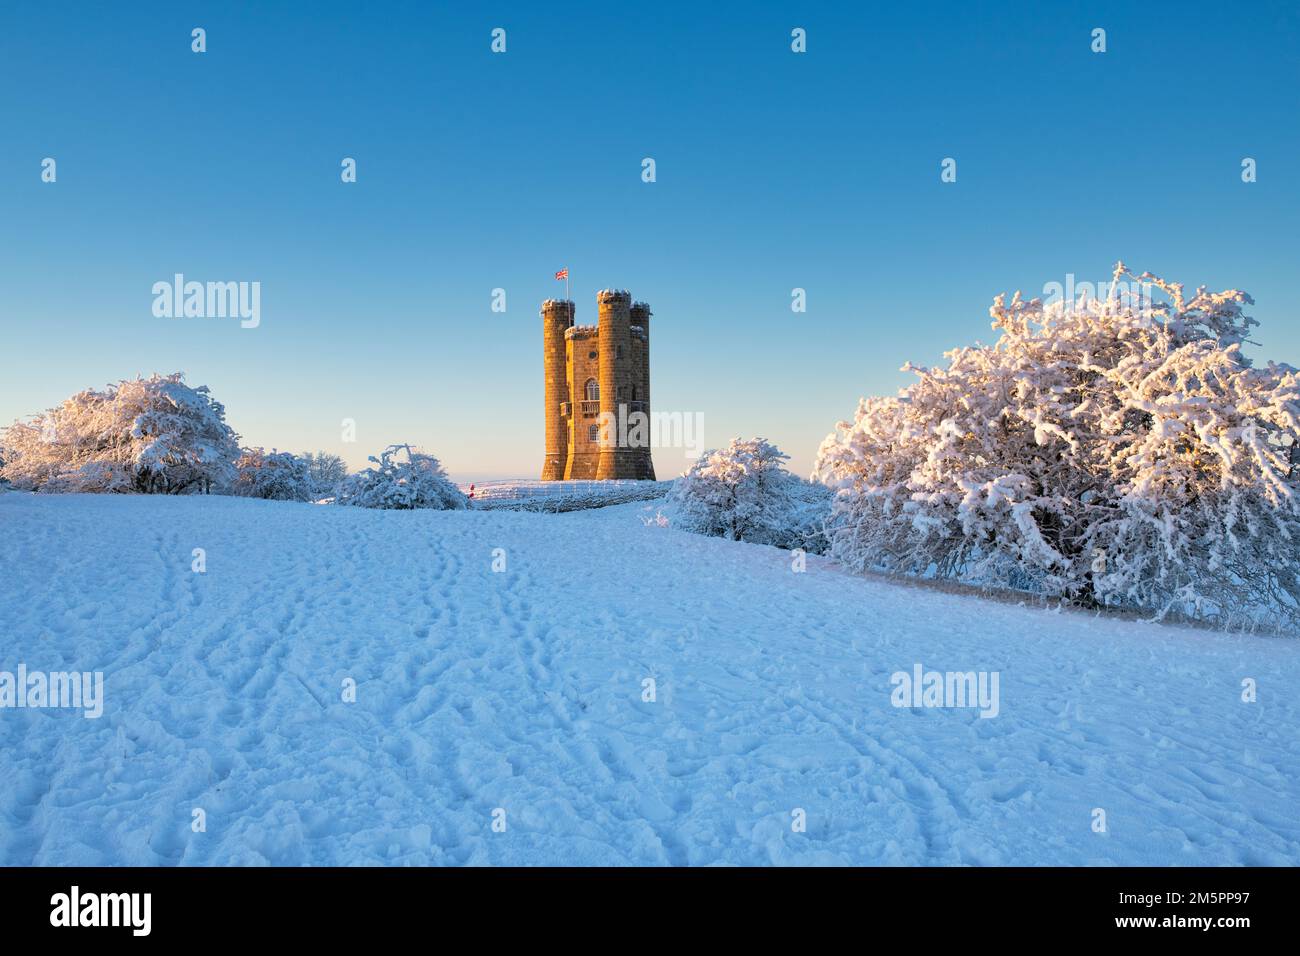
[1,492,1297,865]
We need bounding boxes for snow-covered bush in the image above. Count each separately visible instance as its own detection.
[336,444,467,510]
[232,448,312,501]
[0,373,241,494]
[814,263,1300,631]
[669,438,831,552]
[302,451,349,499]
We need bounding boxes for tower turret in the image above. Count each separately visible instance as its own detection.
[595,290,634,480]
[540,299,574,480]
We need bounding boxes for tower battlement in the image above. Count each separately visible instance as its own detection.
[540,289,656,481]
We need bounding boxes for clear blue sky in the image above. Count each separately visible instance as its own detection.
[2,1,1297,479]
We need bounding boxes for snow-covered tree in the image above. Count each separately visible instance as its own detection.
[814,263,1300,631]
[232,448,313,501]
[336,444,468,510]
[669,438,830,551]
[0,373,241,494]
[301,451,349,499]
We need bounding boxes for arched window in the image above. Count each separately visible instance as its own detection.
[584,378,599,401]
[588,424,600,443]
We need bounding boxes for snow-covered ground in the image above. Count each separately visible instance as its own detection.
[1,492,1297,866]
[463,479,672,512]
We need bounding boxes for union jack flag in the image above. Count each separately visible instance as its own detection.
[555,268,568,280]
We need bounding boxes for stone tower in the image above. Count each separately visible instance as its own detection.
[540,298,574,480]
[540,289,656,481]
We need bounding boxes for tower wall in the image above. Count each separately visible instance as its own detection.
[564,326,602,479]
[540,299,574,480]
[595,290,637,479]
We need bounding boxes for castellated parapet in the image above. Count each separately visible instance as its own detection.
[540,290,655,481]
